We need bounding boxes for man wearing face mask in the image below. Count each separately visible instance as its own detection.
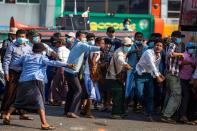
[125,32,147,101]
[27,30,57,58]
[106,27,122,52]
[64,32,104,118]
[161,31,185,123]
[106,37,132,119]
[1,29,32,120]
[178,42,196,123]
[1,28,18,63]
[65,32,75,50]
[123,18,133,32]
[87,33,95,46]
[75,31,87,43]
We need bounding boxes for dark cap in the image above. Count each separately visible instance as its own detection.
[27,30,39,37]
[171,31,185,38]
[32,43,46,53]
[107,27,115,33]
[151,33,162,38]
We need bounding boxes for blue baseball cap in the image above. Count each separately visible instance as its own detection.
[186,42,195,48]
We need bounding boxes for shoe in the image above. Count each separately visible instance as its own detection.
[67,113,79,118]
[161,116,176,124]
[80,110,86,116]
[146,115,155,122]
[41,125,55,130]
[19,115,34,120]
[179,116,189,123]
[186,120,197,125]
[111,115,122,119]
[85,114,95,119]
[3,117,10,125]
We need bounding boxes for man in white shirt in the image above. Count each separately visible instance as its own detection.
[135,39,165,121]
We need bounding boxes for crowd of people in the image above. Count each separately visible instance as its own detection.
[0,26,197,130]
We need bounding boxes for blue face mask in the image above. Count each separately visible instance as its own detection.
[188,49,195,54]
[123,46,131,53]
[66,38,71,43]
[17,38,29,45]
[33,36,40,43]
[148,42,155,48]
[176,38,182,44]
[88,40,95,45]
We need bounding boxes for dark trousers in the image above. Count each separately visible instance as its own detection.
[0,69,21,112]
[106,79,125,115]
[179,79,191,118]
[64,72,82,114]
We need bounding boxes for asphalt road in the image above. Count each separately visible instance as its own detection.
[0,105,197,131]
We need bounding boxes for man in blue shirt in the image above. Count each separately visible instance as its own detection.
[1,29,32,120]
[125,32,148,98]
[64,39,103,118]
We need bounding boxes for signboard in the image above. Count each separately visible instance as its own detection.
[180,0,197,31]
[63,12,154,38]
[89,15,154,38]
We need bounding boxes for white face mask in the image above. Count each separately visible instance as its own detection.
[81,38,87,43]
[88,40,95,45]
[188,49,195,54]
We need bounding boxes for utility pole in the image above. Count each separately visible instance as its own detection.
[105,0,109,14]
[74,0,77,15]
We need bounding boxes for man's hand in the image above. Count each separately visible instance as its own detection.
[50,52,59,59]
[172,52,184,58]
[66,64,76,69]
[124,64,132,70]
[156,75,165,83]
[4,74,9,82]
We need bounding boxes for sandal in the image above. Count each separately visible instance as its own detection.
[187,120,197,125]
[41,125,55,130]
[3,117,10,125]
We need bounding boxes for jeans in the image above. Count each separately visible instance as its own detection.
[135,73,154,115]
[125,70,135,98]
[163,73,181,118]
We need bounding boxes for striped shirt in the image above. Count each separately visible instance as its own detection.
[166,42,183,76]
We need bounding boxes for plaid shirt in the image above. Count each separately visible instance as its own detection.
[166,42,183,76]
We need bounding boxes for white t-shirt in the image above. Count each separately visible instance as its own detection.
[84,51,100,74]
[57,46,70,63]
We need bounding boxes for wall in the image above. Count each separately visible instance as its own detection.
[0,3,40,26]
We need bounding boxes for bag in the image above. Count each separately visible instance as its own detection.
[88,53,101,83]
[112,55,127,84]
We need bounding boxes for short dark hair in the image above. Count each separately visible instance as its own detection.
[123,18,131,25]
[53,32,62,39]
[76,31,85,38]
[106,27,115,33]
[150,33,162,38]
[135,32,143,37]
[16,29,26,36]
[153,38,163,46]
[104,38,112,45]
[32,43,46,53]
[95,37,104,43]
[86,33,95,41]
